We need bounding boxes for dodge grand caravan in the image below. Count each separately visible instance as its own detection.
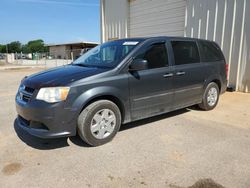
[16,37,227,146]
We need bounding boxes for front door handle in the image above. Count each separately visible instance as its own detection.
[176,71,186,76]
[163,73,174,78]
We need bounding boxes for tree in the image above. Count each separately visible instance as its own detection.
[21,44,30,53]
[0,39,48,54]
[26,39,48,53]
[0,44,4,53]
[0,44,6,53]
[7,41,22,53]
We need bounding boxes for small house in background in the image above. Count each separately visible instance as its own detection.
[46,41,99,60]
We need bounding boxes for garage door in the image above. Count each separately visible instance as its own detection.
[129,0,186,37]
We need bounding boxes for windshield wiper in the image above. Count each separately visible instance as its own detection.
[72,64,111,69]
[72,64,91,67]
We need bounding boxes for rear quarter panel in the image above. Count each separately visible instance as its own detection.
[201,60,227,93]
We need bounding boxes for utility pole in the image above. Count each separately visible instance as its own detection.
[6,44,8,54]
[5,44,8,63]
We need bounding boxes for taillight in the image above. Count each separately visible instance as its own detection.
[225,64,229,80]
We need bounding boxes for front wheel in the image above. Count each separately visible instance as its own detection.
[199,82,220,111]
[77,100,121,146]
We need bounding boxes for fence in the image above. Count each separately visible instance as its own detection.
[0,48,90,68]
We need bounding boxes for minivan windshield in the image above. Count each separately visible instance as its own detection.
[73,40,142,68]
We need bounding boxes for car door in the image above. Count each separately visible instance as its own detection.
[170,40,206,109]
[128,40,174,121]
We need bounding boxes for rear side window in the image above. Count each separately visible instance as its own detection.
[199,41,224,62]
[171,41,200,65]
[135,43,168,69]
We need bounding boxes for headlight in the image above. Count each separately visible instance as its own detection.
[36,87,70,103]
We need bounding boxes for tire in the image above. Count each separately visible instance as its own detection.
[198,82,220,111]
[77,100,121,146]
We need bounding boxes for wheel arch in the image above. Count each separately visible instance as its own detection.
[80,95,125,122]
[204,75,222,93]
[72,86,128,123]
[211,79,221,92]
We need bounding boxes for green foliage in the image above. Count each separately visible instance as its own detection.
[8,41,22,53]
[26,39,48,53]
[0,39,48,53]
[21,44,29,53]
[0,44,6,53]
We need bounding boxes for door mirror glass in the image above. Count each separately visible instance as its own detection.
[129,58,148,71]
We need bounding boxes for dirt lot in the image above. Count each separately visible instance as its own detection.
[0,68,250,188]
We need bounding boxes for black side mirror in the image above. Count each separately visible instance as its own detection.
[129,58,148,71]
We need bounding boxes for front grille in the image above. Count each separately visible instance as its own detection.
[22,94,31,102]
[24,86,35,93]
[19,85,35,102]
[30,121,49,130]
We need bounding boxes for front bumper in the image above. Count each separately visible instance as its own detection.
[15,96,78,138]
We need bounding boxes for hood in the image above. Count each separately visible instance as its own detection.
[23,65,110,89]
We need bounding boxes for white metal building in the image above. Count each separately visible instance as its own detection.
[100,0,250,92]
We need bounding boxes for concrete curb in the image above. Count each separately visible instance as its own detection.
[0,65,46,71]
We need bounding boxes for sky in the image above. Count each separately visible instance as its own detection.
[0,0,100,44]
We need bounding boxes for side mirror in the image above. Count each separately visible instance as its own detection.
[129,58,148,71]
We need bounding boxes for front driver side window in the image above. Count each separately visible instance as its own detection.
[135,43,168,69]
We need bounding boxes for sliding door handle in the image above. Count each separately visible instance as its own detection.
[163,73,174,78]
[176,71,186,76]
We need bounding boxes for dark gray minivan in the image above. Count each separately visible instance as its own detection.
[16,37,227,146]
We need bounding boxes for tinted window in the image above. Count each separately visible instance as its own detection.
[135,43,168,69]
[171,41,200,65]
[199,41,224,62]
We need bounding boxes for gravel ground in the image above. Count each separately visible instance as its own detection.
[0,68,250,188]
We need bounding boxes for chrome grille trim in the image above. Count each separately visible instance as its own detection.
[18,85,34,102]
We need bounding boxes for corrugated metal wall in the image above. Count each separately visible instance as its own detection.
[101,0,186,40]
[100,0,129,43]
[185,0,250,92]
[129,0,186,37]
[101,0,250,92]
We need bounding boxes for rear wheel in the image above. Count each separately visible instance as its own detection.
[199,82,219,111]
[77,100,121,146]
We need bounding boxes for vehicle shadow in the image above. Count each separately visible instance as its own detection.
[69,135,91,147]
[14,107,194,149]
